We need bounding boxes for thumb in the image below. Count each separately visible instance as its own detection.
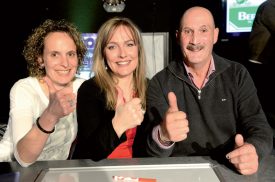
[116,86,124,109]
[168,92,178,112]
[235,134,244,148]
[43,76,57,96]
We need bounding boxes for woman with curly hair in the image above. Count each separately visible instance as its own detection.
[3,19,87,167]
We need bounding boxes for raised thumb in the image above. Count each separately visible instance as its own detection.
[235,134,244,148]
[43,76,57,95]
[115,86,124,109]
[168,92,178,112]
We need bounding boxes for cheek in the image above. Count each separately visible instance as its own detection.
[70,59,79,67]
[129,48,139,59]
[105,51,117,63]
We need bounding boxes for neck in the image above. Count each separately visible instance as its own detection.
[115,76,135,102]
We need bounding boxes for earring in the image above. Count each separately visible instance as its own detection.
[39,64,44,69]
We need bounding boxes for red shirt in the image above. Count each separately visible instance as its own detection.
[107,127,137,158]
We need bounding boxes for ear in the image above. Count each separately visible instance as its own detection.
[38,57,44,69]
[213,27,219,44]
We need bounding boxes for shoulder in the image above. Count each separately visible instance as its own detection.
[213,53,247,72]
[78,77,98,89]
[77,77,101,95]
[213,54,251,82]
[73,77,86,93]
[10,77,39,94]
[9,77,43,104]
[150,60,185,83]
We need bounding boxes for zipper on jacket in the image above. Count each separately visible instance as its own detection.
[181,77,203,100]
[197,89,201,100]
[173,70,203,100]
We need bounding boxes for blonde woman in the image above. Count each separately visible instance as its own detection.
[73,17,148,161]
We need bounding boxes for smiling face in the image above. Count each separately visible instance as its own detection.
[176,7,219,67]
[40,32,78,90]
[104,25,138,79]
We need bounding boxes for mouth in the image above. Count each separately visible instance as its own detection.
[116,60,130,65]
[56,70,71,74]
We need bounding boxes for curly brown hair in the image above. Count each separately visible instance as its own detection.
[22,19,87,78]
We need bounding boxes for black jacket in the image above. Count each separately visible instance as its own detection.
[146,53,273,163]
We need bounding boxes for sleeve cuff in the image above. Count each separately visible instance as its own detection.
[152,125,174,149]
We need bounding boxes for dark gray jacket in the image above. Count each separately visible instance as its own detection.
[146,53,273,162]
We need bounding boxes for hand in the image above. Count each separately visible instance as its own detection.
[43,76,76,123]
[226,134,259,175]
[160,92,189,142]
[112,87,144,137]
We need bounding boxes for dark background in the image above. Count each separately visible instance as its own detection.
[0,0,253,123]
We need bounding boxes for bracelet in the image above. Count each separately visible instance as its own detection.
[36,117,55,134]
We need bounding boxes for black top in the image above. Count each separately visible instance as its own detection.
[72,77,149,161]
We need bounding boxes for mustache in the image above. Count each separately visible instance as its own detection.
[186,44,204,51]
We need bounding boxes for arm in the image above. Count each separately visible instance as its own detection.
[73,80,144,161]
[72,80,124,161]
[146,75,189,157]
[12,77,76,167]
[226,65,273,175]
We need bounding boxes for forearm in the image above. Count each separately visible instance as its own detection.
[15,113,58,166]
[15,126,49,166]
[146,126,174,157]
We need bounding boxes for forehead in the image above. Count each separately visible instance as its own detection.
[44,32,76,52]
[109,25,134,41]
[181,7,214,29]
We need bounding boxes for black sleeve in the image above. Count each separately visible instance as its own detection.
[72,78,126,161]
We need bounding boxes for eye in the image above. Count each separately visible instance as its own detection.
[182,28,193,35]
[106,44,116,50]
[68,52,76,57]
[50,52,58,57]
[127,42,135,47]
[200,28,208,33]
[125,40,135,47]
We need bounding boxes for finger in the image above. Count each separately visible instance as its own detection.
[168,92,178,112]
[235,134,244,148]
[43,76,57,95]
[131,97,142,105]
[226,137,246,160]
[116,86,124,109]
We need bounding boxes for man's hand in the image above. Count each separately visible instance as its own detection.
[226,134,259,175]
[160,92,189,142]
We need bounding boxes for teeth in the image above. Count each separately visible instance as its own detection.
[58,70,70,73]
[117,61,129,65]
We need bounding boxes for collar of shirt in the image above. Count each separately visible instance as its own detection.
[183,56,216,88]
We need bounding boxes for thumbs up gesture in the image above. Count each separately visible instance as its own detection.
[226,134,259,175]
[43,76,76,123]
[112,86,144,137]
[160,92,189,142]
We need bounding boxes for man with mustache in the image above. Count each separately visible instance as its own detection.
[144,6,273,175]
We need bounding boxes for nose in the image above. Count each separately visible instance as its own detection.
[190,31,198,44]
[118,46,127,58]
[60,55,69,67]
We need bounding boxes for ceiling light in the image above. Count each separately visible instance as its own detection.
[103,0,126,13]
